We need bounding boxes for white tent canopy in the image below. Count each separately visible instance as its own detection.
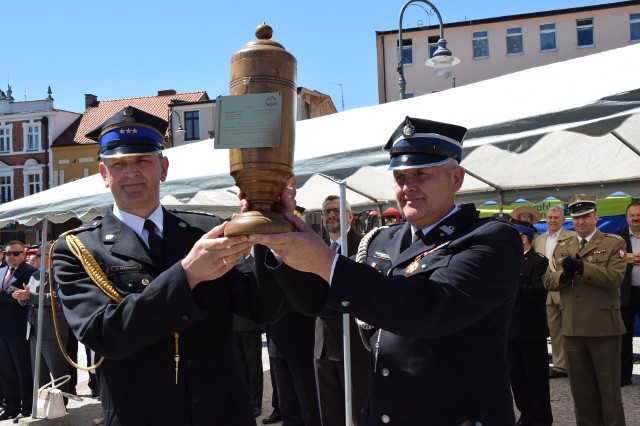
[0,44,639,227]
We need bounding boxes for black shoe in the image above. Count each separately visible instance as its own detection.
[262,409,282,424]
[253,407,262,417]
[12,409,31,423]
[622,377,632,387]
[549,368,568,379]
[0,410,19,421]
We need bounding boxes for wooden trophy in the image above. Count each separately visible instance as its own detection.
[224,23,297,236]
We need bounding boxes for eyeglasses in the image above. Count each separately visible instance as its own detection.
[322,208,351,216]
[5,251,24,257]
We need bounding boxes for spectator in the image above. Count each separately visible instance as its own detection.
[0,240,37,421]
[617,201,640,386]
[543,194,626,425]
[533,205,575,379]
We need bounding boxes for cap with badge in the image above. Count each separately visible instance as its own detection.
[567,194,597,217]
[510,218,537,236]
[383,116,467,171]
[86,106,168,159]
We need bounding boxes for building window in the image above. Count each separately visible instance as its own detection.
[428,35,439,59]
[0,176,13,203]
[24,122,41,151]
[184,110,200,141]
[0,125,11,152]
[472,31,489,59]
[577,18,594,47]
[540,23,556,51]
[398,38,413,65]
[25,173,41,196]
[506,27,523,55]
[631,13,640,41]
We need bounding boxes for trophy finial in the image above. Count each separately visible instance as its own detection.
[255,23,273,40]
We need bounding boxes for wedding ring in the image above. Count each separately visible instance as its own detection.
[222,257,228,266]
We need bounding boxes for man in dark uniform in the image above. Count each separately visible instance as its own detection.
[251,117,523,425]
[506,220,552,426]
[315,195,368,426]
[543,194,626,425]
[51,106,285,426]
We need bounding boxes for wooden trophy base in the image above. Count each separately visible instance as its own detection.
[224,211,295,236]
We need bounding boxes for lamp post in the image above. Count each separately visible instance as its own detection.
[167,109,186,147]
[397,0,459,100]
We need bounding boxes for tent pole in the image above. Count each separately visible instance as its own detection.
[612,130,640,158]
[31,217,49,418]
[462,168,505,210]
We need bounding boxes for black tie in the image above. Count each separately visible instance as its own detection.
[579,238,587,251]
[144,219,164,265]
[413,230,424,243]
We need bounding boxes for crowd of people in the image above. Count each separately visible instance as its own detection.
[0,107,638,426]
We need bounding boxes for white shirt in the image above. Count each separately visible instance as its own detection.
[544,229,562,258]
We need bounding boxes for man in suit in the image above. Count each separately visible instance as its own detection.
[12,243,71,407]
[534,204,575,379]
[0,240,37,420]
[252,116,523,425]
[543,194,627,425]
[617,201,640,386]
[507,220,552,426]
[316,195,368,426]
[233,313,266,417]
[51,106,285,426]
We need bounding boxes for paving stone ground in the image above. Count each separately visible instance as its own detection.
[4,338,640,425]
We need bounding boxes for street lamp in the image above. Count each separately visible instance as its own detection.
[397,0,460,99]
[167,109,186,147]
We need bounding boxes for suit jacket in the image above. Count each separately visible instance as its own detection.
[615,227,635,306]
[258,204,523,425]
[0,261,38,338]
[267,307,316,358]
[543,230,627,337]
[53,207,285,426]
[27,270,68,341]
[534,228,576,306]
[508,249,550,340]
[315,228,369,362]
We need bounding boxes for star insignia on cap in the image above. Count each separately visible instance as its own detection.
[402,123,415,137]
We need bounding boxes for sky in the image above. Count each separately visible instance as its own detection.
[1,0,623,114]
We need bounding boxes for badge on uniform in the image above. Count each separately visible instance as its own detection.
[404,241,451,276]
[619,248,626,258]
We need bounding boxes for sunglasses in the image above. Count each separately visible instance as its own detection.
[5,251,24,257]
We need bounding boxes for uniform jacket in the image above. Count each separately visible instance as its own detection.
[508,249,549,340]
[543,229,626,337]
[258,204,523,426]
[615,227,635,306]
[27,270,68,341]
[0,262,38,338]
[267,307,316,359]
[315,228,369,362]
[52,207,285,426]
[534,228,575,307]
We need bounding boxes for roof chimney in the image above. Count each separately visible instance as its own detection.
[158,89,177,96]
[85,94,98,109]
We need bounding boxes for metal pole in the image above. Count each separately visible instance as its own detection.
[338,182,353,425]
[31,217,49,418]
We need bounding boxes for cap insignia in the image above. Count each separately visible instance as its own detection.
[402,123,415,137]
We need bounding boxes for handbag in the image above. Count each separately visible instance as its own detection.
[36,375,82,419]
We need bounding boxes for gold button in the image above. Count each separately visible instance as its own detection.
[141,278,150,286]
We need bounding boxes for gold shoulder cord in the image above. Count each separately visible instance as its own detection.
[355,226,388,352]
[49,234,182,382]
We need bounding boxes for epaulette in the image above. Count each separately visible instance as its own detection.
[536,252,546,258]
[59,221,102,238]
[169,209,216,218]
[604,233,624,240]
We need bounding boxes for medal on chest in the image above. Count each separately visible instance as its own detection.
[404,241,451,275]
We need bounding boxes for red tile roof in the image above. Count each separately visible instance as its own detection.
[52,91,208,148]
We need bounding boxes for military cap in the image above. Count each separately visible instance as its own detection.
[383,116,467,171]
[510,205,541,223]
[510,218,537,236]
[86,106,168,159]
[567,194,597,217]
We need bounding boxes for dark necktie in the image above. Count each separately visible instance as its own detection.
[579,238,587,251]
[2,267,14,290]
[412,229,424,243]
[329,241,340,253]
[144,219,164,265]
